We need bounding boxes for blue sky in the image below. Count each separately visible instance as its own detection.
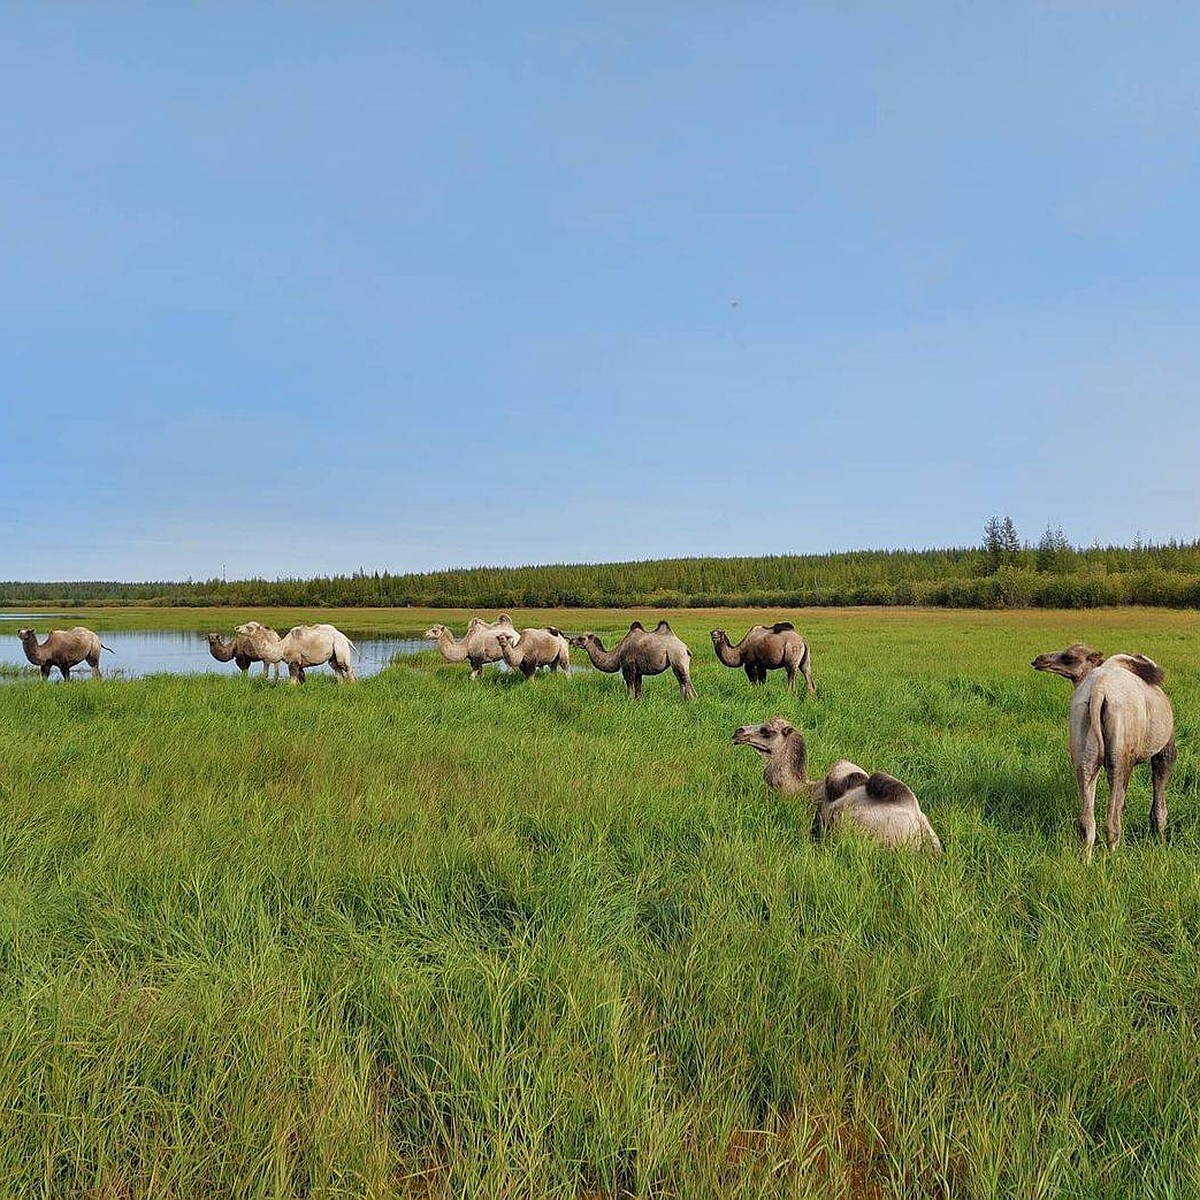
[3,5,1199,579]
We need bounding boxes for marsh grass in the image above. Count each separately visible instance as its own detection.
[1,608,1199,1196]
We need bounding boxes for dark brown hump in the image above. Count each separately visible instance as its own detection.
[772,621,795,633]
[865,773,912,804]
[824,769,869,804]
[1121,655,1165,687]
[655,619,672,632]
[628,621,645,632]
[546,627,562,637]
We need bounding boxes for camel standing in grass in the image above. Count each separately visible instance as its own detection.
[568,620,696,701]
[234,621,357,684]
[1032,644,1175,855]
[205,633,280,679]
[711,622,815,694]
[495,629,571,678]
[423,614,519,679]
[733,717,943,851]
[18,627,111,681]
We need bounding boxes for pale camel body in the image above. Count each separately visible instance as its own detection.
[205,633,280,679]
[733,717,943,851]
[568,620,696,701]
[495,628,571,678]
[1032,644,1175,855]
[711,622,815,694]
[234,621,357,684]
[18,627,110,681]
[424,614,519,680]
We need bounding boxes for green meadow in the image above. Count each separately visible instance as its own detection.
[2,606,1200,1197]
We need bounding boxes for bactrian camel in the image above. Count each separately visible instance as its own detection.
[1032,643,1175,855]
[205,632,281,679]
[234,621,357,684]
[733,716,943,850]
[423,614,519,680]
[495,628,571,678]
[568,620,696,701]
[18,627,112,681]
[710,622,815,694]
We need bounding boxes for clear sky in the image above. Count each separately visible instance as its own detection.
[3,5,1199,580]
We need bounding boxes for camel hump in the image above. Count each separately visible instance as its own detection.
[772,621,795,633]
[824,769,869,803]
[655,619,672,632]
[1119,654,1165,687]
[865,773,913,804]
[546,626,562,637]
[628,620,645,632]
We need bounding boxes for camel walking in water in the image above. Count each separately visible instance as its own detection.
[711,622,815,694]
[495,628,571,678]
[1032,644,1175,855]
[18,627,112,681]
[733,717,942,851]
[205,632,280,679]
[424,614,519,679]
[235,621,357,684]
[568,620,696,701]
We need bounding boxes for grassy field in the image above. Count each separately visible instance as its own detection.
[2,607,1200,1197]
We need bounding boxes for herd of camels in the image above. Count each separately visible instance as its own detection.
[16,614,1176,858]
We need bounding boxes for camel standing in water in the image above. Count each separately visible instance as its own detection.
[710,622,815,694]
[1032,644,1175,855]
[424,615,519,680]
[205,633,280,679]
[733,717,942,851]
[18,627,111,680]
[234,621,357,684]
[495,629,571,678]
[568,621,696,701]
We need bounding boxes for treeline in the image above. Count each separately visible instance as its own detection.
[4,540,1200,609]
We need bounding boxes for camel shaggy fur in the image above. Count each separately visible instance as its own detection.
[568,620,696,701]
[733,716,943,850]
[18,627,111,681]
[495,628,571,678]
[234,621,357,684]
[205,632,280,679]
[1032,643,1176,854]
[711,622,815,694]
[424,614,519,680]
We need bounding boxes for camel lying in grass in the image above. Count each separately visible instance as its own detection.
[711,622,815,694]
[1032,643,1175,855]
[733,716,943,850]
[234,621,357,684]
[568,620,696,701]
[495,628,571,677]
[424,614,519,679]
[205,632,280,679]
[18,627,112,680]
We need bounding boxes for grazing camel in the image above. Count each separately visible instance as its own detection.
[495,628,571,678]
[710,622,815,694]
[567,620,696,701]
[1032,643,1175,855]
[423,614,519,680]
[17,627,111,681]
[204,632,280,679]
[733,716,943,851]
[234,621,357,684]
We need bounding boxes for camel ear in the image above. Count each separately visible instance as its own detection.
[1087,650,1104,666]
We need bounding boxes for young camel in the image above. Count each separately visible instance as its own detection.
[568,621,696,701]
[423,614,519,680]
[204,632,280,679]
[234,621,357,684]
[1032,644,1175,855]
[710,622,815,694]
[495,628,571,678]
[733,716,943,851]
[18,627,112,680]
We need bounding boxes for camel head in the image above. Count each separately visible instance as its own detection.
[567,632,596,650]
[205,632,224,645]
[16,628,35,644]
[1032,643,1104,684]
[710,629,729,648]
[235,621,267,638]
[733,715,799,756]
[734,716,810,792]
[423,624,448,640]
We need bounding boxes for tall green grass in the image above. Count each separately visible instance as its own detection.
[0,608,1198,1196]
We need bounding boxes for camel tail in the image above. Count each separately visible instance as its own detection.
[101,644,116,655]
[1088,691,1106,761]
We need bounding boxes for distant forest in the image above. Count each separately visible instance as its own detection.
[5,525,1200,609]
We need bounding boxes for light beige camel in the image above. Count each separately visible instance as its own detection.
[18,626,111,681]
[495,628,571,678]
[205,632,280,679]
[234,621,357,684]
[1032,643,1175,855]
[733,716,943,850]
[568,620,696,700]
[423,614,519,679]
[710,622,815,694]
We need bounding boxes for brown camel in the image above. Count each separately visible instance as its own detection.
[18,626,111,681]
[733,717,943,850]
[710,622,815,693]
[568,620,696,701]
[495,628,571,678]
[1032,643,1176,855]
[423,614,518,679]
[205,632,280,679]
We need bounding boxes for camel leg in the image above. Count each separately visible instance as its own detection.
[260,661,268,677]
[745,664,759,686]
[675,666,696,701]
[1076,759,1101,859]
[60,664,71,682]
[623,665,640,699]
[784,660,797,692]
[1150,739,1175,842]
[1104,757,1130,851]
[288,663,303,685]
[40,665,51,680]
[88,654,101,680]
[800,646,815,696]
